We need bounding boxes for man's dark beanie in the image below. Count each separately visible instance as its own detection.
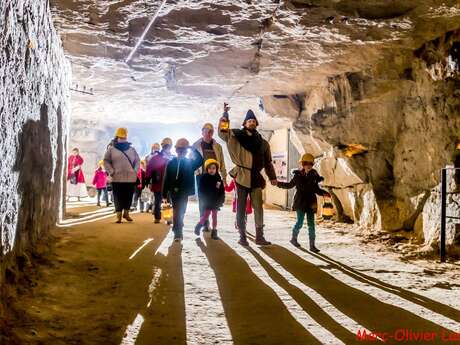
[242,109,259,126]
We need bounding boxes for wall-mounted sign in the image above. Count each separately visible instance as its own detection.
[272,152,288,182]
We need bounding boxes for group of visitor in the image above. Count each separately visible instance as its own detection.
[66,104,331,251]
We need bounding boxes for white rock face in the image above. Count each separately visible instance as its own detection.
[0,1,70,256]
[263,30,460,248]
[421,170,460,248]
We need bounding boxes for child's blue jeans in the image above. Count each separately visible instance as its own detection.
[293,209,315,241]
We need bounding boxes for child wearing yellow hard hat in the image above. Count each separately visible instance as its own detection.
[194,159,225,240]
[277,153,330,252]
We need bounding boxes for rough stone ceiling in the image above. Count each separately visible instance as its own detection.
[50,0,460,124]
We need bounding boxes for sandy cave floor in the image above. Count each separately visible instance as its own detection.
[5,200,460,345]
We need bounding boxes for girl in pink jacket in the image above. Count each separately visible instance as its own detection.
[92,160,110,207]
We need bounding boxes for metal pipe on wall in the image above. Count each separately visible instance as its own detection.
[440,168,447,262]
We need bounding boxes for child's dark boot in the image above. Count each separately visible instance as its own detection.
[211,229,219,240]
[194,223,202,236]
[203,219,210,232]
[290,234,301,247]
[309,237,320,253]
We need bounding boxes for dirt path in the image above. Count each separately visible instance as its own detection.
[7,202,460,345]
[10,206,183,345]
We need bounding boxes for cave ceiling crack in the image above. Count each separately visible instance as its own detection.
[229,1,284,101]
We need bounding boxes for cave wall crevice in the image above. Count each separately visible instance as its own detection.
[0,0,71,318]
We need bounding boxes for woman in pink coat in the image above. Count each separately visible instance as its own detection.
[92,160,111,207]
[67,148,88,201]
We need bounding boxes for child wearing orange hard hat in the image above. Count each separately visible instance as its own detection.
[277,153,331,252]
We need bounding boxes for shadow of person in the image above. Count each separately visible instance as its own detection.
[136,241,186,345]
[245,246,357,344]
[14,103,55,251]
[196,237,322,345]
[301,248,460,323]
[259,244,454,344]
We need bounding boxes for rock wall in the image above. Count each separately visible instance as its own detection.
[0,0,70,306]
[263,29,460,250]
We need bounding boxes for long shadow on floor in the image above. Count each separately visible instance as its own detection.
[136,242,186,345]
[300,248,460,323]
[197,237,322,345]
[10,221,175,345]
[259,245,454,344]
[245,246,357,344]
[111,225,177,344]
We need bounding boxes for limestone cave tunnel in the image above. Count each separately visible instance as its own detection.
[1,1,460,344]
